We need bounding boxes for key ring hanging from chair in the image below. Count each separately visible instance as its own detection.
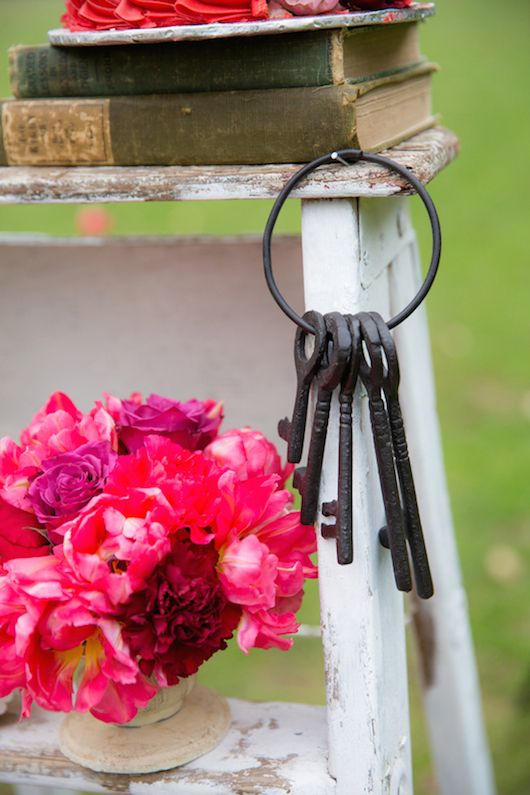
[262,148,442,332]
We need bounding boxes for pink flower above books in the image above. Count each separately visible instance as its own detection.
[0,390,316,723]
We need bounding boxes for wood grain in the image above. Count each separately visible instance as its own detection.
[0,700,333,794]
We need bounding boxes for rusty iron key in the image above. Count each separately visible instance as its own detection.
[278,311,327,464]
[298,312,351,526]
[321,314,362,565]
[358,312,412,593]
[370,312,434,599]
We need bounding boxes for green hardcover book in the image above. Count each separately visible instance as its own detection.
[0,64,437,167]
[9,22,422,98]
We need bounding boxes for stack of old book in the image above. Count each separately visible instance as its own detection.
[0,20,437,167]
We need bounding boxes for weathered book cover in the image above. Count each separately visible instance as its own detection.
[9,23,421,98]
[0,64,436,167]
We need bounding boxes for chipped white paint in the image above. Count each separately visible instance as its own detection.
[0,699,333,794]
[0,127,494,794]
[0,127,459,204]
[301,196,413,795]
[388,232,496,795]
[48,4,435,46]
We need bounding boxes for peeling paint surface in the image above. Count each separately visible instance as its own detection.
[0,700,334,794]
[0,127,459,205]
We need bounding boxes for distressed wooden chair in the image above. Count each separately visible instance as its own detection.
[0,127,495,794]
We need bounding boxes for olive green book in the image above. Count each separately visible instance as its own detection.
[9,22,422,98]
[0,64,437,167]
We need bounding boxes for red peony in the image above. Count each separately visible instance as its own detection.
[122,530,241,686]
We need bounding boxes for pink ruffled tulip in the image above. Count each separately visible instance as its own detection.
[219,535,278,609]
[204,427,293,485]
[213,471,317,653]
[0,555,156,722]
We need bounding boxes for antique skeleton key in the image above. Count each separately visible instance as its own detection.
[278,311,327,464]
[298,312,351,527]
[358,312,412,593]
[321,314,362,565]
[370,312,434,599]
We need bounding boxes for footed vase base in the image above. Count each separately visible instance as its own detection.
[59,685,230,774]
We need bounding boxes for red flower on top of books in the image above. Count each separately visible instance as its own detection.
[62,0,268,30]
[62,0,413,29]
[0,391,315,724]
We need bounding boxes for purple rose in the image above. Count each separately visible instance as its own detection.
[117,394,223,453]
[28,441,117,527]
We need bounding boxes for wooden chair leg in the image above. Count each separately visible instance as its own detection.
[388,215,496,795]
[301,196,413,795]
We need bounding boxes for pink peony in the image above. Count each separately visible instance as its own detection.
[106,392,223,453]
[204,427,293,486]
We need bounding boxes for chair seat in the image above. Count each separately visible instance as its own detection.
[0,698,333,794]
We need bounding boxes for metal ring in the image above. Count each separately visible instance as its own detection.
[262,149,442,333]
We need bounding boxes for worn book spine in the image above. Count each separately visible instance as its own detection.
[9,34,337,98]
[0,66,434,167]
[0,87,355,166]
[8,23,420,98]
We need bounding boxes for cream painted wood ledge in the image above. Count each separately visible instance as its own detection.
[0,699,332,794]
[0,127,458,204]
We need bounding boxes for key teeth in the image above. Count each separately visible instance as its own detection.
[321,500,337,518]
[379,526,390,549]
[277,417,291,442]
[321,522,337,539]
[293,466,306,494]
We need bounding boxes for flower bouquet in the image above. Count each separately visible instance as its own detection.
[0,391,316,773]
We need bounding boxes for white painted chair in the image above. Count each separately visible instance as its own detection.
[0,127,495,794]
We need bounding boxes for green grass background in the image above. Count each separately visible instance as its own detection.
[0,1,529,793]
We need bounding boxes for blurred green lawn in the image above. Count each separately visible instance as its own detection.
[0,1,529,793]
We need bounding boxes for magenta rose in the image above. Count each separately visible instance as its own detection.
[28,441,117,528]
[113,394,223,453]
